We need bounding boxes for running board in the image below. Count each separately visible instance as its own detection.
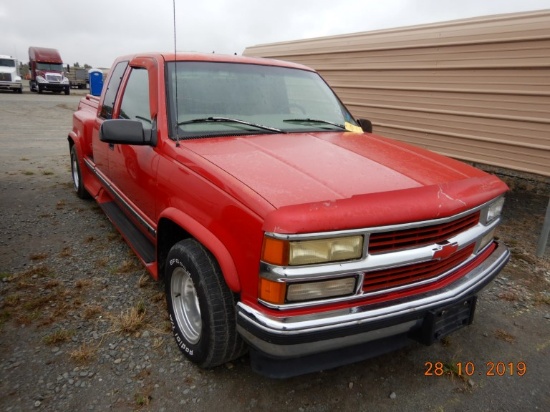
[99,201,156,264]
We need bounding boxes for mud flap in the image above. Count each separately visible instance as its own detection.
[413,296,477,345]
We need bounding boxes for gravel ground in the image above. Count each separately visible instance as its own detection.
[0,90,549,411]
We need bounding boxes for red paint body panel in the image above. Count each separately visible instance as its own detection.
[69,51,508,297]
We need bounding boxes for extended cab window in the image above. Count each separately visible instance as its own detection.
[119,68,151,127]
[99,61,128,119]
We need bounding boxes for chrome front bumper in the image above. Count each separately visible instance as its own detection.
[237,242,509,359]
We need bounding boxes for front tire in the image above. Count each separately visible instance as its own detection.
[165,239,246,368]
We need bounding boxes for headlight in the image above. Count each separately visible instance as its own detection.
[484,197,505,224]
[36,76,46,83]
[259,276,357,304]
[286,277,357,302]
[62,78,69,84]
[262,235,363,266]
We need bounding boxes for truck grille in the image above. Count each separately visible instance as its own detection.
[0,73,10,81]
[46,74,62,83]
[362,244,475,293]
[368,212,480,254]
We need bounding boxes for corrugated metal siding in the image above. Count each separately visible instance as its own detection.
[244,11,550,177]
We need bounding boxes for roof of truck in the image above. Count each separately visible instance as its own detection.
[28,47,63,63]
[112,52,314,72]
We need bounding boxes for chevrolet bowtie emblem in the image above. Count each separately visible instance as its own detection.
[432,241,459,260]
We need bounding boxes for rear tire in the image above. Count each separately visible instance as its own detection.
[70,145,91,199]
[165,239,246,368]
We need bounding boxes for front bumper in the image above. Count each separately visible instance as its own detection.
[39,83,69,91]
[237,242,509,376]
[0,82,22,91]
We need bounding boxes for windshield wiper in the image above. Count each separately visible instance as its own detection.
[283,118,346,130]
[178,117,285,133]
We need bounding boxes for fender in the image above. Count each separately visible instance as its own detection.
[159,207,241,292]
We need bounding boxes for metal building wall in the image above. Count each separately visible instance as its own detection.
[243,11,550,178]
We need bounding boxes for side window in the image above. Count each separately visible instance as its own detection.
[99,61,128,119]
[119,68,151,127]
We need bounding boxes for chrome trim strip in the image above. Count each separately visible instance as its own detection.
[241,243,509,337]
[84,157,157,237]
[264,198,497,241]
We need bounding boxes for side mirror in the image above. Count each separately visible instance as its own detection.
[357,118,373,133]
[100,119,154,146]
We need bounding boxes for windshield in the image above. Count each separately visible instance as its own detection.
[166,61,359,139]
[0,58,16,68]
[36,63,64,71]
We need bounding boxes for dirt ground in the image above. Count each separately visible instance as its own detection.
[0,89,549,411]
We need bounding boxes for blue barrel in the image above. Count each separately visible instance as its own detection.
[88,69,104,96]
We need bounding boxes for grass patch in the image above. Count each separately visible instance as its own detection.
[30,253,48,261]
[0,310,11,327]
[495,329,515,343]
[82,305,103,320]
[70,343,97,364]
[534,292,550,306]
[15,312,40,325]
[114,305,147,334]
[59,247,72,258]
[75,279,92,289]
[138,274,152,288]
[497,291,519,302]
[96,257,109,267]
[18,266,54,279]
[114,259,140,274]
[509,248,538,266]
[107,231,121,241]
[22,170,35,175]
[43,329,76,345]
[23,295,51,311]
[3,293,22,307]
[44,279,61,289]
[42,170,54,176]
[134,391,152,407]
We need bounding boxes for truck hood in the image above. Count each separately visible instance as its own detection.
[181,132,507,232]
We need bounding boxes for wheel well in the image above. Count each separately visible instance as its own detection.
[157,218,191,281]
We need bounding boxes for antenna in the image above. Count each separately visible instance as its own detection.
[173,0,180,147]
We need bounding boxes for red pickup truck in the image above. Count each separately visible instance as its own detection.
[68,52,510,377]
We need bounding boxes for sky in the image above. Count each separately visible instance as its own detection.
[1,0,549,68]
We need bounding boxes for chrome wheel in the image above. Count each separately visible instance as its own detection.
[171,267,202,344]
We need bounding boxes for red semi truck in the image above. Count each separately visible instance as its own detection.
[68,52,510,377]
[28,46,70,95]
